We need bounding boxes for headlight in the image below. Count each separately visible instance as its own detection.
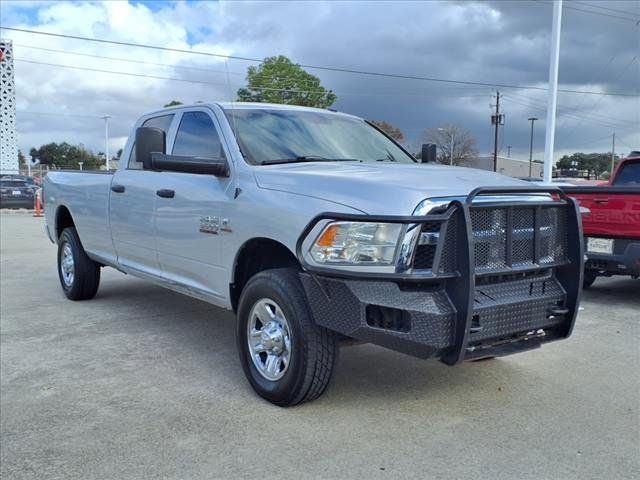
[308,222,403,266]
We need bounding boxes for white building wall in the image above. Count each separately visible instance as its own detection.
[466,156,544,179]
[1,39,19,174]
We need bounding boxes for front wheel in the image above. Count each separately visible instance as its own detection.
[57,227,101,300]
[236,268,337,406]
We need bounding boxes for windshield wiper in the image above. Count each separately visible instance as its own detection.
[260,156,360,166]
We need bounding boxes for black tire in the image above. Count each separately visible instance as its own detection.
[236,268,338,406]
[57,227,101,301]
[583,270,597,289]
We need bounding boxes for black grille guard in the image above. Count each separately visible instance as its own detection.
[296,186,584,365]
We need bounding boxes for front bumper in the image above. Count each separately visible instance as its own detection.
[585,238,640,276]
[299,187,583,364]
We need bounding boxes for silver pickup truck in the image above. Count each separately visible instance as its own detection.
[44,102,583,406]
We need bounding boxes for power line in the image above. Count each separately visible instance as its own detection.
[14,43,492,93]
[532,0,640,23]
[501,93,637,131]
[17,110,107,119]
[560,55,639,141]
[573,1,640,18]
[2,26,637,97]
[503,91,636,127]
[13,58,493,99]
[14,44,244,76]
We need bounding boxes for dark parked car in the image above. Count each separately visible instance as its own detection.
[0,179,36,209]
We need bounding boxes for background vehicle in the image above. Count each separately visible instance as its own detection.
[0,178,36,209]
[43,103,583,405]
[563,154,640,287]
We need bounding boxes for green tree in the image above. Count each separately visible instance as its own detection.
[369,120,404,142]
[556,152,619,179]
[164,100,183,107]
[29,142,103,170]
[237,55,336,108]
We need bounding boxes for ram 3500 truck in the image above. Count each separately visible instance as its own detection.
[44,103,583,406]
[563,154,640,288]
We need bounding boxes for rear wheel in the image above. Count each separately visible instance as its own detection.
[57,227,101,300]
[583,270,597,289]
[236,268,337,406]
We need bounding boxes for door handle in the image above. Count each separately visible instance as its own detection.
[593,197,609,204]
[111,184,125,193]
[156,189,175,199]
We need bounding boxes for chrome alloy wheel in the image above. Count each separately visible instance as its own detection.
[247,298,292,381]
[60,242,75,287]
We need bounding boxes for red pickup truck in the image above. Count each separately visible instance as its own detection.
[563,153,640,288]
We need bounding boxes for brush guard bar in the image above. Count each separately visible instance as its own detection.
[297,187,584,364]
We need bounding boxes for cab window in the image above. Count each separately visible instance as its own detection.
[128,114,175,169]
[172,111,224,160]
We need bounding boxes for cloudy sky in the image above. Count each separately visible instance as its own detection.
[1,0,638,162]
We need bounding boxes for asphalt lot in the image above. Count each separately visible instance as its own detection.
[1,212,638,480]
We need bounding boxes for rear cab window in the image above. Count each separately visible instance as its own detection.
[613,161,640,186]
[128,114,175,169]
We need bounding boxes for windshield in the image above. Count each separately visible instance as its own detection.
[224,108,415,165]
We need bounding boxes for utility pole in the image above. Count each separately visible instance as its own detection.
[610,132,616,175]
[492,90,500,172]
[102,115,111,170]
[542,0,562,183]
[528,117,538,177]
[449,132,454,165]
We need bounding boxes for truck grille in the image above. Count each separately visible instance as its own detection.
[470,205,569,273]
[411,204,570,274]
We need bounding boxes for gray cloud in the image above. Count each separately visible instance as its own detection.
[1,0,638,162]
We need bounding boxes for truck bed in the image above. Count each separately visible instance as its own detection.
[43,171,116,264]
[561,186,640,238]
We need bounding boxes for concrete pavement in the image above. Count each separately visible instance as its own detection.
[1,213,638,479]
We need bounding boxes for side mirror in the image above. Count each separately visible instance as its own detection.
[421,143,437,163]
[136,127,166,170]
[150,153,229,177]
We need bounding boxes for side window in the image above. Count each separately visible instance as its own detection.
[172,111,224,160]
[128,114,175,169]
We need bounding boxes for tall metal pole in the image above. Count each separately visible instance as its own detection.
[542,0,562,183]
[449,133,454,165]
[102,115,111,170]
[610,132,616,176]
[493,90,500,172]
[528,117,538,177]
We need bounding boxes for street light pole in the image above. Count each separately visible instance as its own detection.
[528,117,538,177]
[102,115,111,170]
[610,132,616,176]
[542,0,562,183]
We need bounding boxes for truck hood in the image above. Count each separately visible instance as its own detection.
[255,162,528,215]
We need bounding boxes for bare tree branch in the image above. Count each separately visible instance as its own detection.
[422,124,478,166]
